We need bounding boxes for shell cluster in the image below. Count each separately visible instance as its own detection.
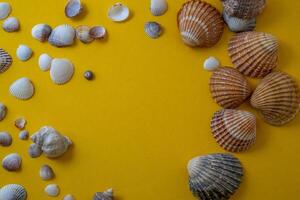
[0,184,27,200]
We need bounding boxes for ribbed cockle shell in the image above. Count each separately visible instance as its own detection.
[93,188,113,200]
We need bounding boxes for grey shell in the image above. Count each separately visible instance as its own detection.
[0,48,12,73]
[223,12,256,32]
[144,22,162,39]
[0,184,27,200]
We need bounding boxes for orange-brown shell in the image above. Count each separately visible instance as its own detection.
[251,71,300,126]
[210,67,252,109]
[177,0,224,47]
[228,31,278,78]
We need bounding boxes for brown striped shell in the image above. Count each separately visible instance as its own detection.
[210,67,252,109]
[221,0,266,19]
[229,31,278,78]
[0,48,12,73]
[211,109,256,152]
[251,71,300,126]
[177,0,224,47]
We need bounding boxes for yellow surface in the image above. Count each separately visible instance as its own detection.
[0,0,300,199]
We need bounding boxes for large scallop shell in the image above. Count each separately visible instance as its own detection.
[0,48,12,73]
[250,71,300,126]
[2,153,22,171]
[221,0,266,19]
[177,0,224,47]
[108,3,130,22]
[210,67,251,109]
[188,153,243,200]
[2,17,19,32]
[93,188,113,200]
[9,77,35,100]
[31,24,52,42]
[0,2,11,20]
[0,184,27,200]
[229,31,279,78]
[50,58,74,85]
[48,24,75,47]
[0,102,7,121]
[223,11,256,32]
[0,131,12,147]
[150,0,168,16]
[65,0,83,18]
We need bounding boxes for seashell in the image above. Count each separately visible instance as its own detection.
[2,17,19,32]
[0,102,7,121]
[38,53,52,71]
[150,0,168,16]
[188,153,243,200]
[31,24,52,42]
[50,58,74,85]
[9,77,35,100]
[65,0,83,18]
[45,184,60,197]
[2,153,22,171]
[19,130,29,140]
[0,184,27,200]
[209,67,251,108]
[223,11,256,32]
[250,71,300,126]
[76,25,94,44]
[89,26,106,39]
[177,0,224,47]
[203,56,220,71]
[0,48,12,73]
[15,117,26,130]
[64,194,75,200]
[144,22,162,39]
[93,188,113,200]
[108,3,130,22]
[48,24,75,47]
[28,143,43,158]
[228,31,279,78]
[221,0,266,19]
[84,70,94,80]
[0,131,12,146]
[39,164,55,180]
[16,45,33,61]
[0,2,11,20]
[31,126,72,158]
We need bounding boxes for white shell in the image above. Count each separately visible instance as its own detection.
[15,117,26,130]
[223,12,256,32]
[93,188,113,200]
[50,58,74,85]
[150,0,168,16]
[204,57,220,71]
[108,3,130,22]
[2,153,22,171]
[19,130,29,140]
[2,17,19,32]
[76,25,94,44]
[89,26,106,39]
[31,24,52,42]
[0,184,27,200]
[0,131,12,146]
[0,102,7,121]
[0,2,11,20]
[16,45,33,61]
[48,24,75,47]
[64,194,75,200]
[39,164,55,180]
[28,143,43,158]
[39,53,52,71]
[65,0,83,18]
[9,77,35,100]
[45,184,60,197]
[144,22,162,39]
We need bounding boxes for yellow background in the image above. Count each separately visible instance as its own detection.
[0,0,300,199]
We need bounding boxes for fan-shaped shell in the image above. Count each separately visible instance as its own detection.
[93,188,113,200]
[177,0,224,47]
[108,3,130,22]
[223,11,255,32]
[0,184,27,200]
[89,26,106,39]
[188,153,243,200]
[221,0,266,19]
[2,17,19,32]
[0,48,12,73]
[150,0,168,16]
[250,71,300,126]
[31,24,52,42]
[39,53,52,71]
[0,131,12,146]
[2,153,22,171]
[9,77,35,100]
[28,143,42,158]
[48,24,75,47]
[0,2,11,20]
[76,25,94,43]
[16,45,32,61]
[209,67,251,108]
[39,165,55,180]
[144,22,162,39]
[65,0,83,18]
[45,184,60,197]
[229,31,278,78]
[50,58,74,85]
[0,102,7,121]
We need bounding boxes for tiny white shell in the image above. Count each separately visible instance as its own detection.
[2,153,22,171]
[64,194,75,200]
[45,184,60,197]
[9,77,35,100]
[108,3,130,22]
[16,44,33,61]
[2,17,19,32]
[150,0,168,16]
[0,184,27,200]
[19,130,29,140]
[76,25,94,44]
[15,117,26,130]
[50,58,74,84]
[0,131,12,146]
[28,143,43,158]
[49,24,75,47]
[89,26,106,39]
[0,2,11,20]
[31,24,52,42]
[203,57,220,71]
[65,0,83,18]
[223,12,256,32]
[39,53,52,71]
[39,164,55,180]
[0,102,7,121]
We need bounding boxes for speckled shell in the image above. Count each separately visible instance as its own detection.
[251,71,300,126]
[177,0,224,47]
[65,0,83,18]
[48,24,75,47]
[31,24,52,42]
[0,102,7,121]
[45,184,60,197]
[28,143,43,158]
[9,77,35,100]
[150,0,168,16]
[0,48,12,73]
[144,22,162,39]
[188,153,243,200]
[0,184,27,200]
[39,165,55,180]
[0,131,12,146]
[93,188,113,200]
[2,153,22,171]
[221,0,266,19]
[229,31,278,78]
[223,11,256,32]
[2,17,19,32]
[209,67,252,108]
[0,2,11,20]
[50,58,74,85]
[76,25,94,44]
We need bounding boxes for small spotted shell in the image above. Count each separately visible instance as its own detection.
[50,58,74,85]
[2,153,22,171]
[0,131,12,146]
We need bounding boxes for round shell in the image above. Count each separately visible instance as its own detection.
[0,102,7,121]
[250,71,300,126]
[50,58,74,85]
[209,67,252,108]
[229,31,279,78]
[177,0,224,47]
[93,188,113,200]
[9,77,35,100]
[16,45,33,61]
[89,26,106,39]
[221,0,266,19]
[76,25,94,44]
[45,184,60,197]
[203,56,220,71]
[39,53,52,71]
[0,184,27,200]
[64,194,75,200]
[2,153,22,171]
[65,0,83,18]
[31,24,52,42]
[19,130,29,140]
[2,17,19,32]
[108,3,130,22]
[0,2,11,20]
[28,143,43,158]
[0,48,12,73]
[150,0,168,16]
[0,131,12,146]
[15,117,26,130]
[144,22,162,39]
[188,153,243,200]
[48,24,75,47]
[223,11,256,32]
[39,164,55,180]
